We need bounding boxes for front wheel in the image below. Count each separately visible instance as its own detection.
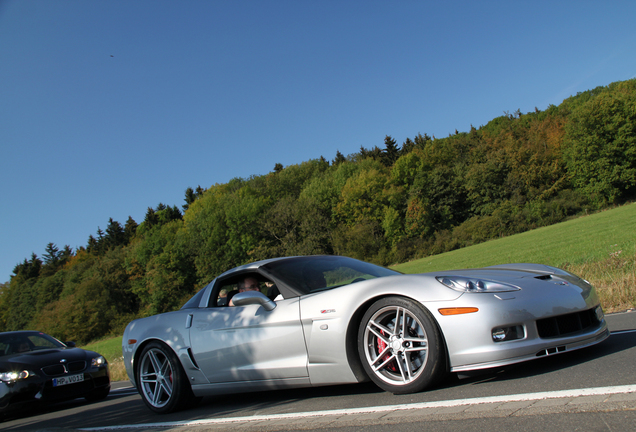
[358,296,445,394]
[137,341,194,414]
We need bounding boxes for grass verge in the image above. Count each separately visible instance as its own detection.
[81,336,127,382]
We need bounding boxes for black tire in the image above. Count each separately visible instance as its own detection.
[358,296,445,394]
[137,341,195,414]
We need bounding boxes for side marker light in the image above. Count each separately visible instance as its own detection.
[438,307,479,316]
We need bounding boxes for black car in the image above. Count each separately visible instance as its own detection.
[0,331,110,414]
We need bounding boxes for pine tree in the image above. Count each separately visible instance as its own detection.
[332,150,346,166]
[183,187,196,211]
[42,243,60,267]
[124,216,138,242]
[382,135,399,166]
[401,138,415,155]
[144,207,158,226]
[105,218,126,249]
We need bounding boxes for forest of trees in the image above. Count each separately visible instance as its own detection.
[2,79,635,343]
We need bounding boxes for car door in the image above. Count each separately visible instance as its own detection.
[188,296,308,383]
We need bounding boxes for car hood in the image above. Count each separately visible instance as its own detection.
[431,264,593,294]
[0,347,96,371]
[436,263,580,281]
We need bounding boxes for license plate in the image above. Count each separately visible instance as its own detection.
[53,373,85,387]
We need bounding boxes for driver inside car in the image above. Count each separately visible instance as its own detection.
[228,276,261,306]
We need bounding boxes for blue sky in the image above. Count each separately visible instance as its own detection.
[1,0,636,283]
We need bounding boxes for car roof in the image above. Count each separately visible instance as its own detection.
[216,256,303,278]
[0,330,44,336]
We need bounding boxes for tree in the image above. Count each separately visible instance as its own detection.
[382,135,399,166]
[87,235,98,254]
[564,85,636,205]
[87,227,107,255]
[274,163,284,173]
[414,133,432,149]
[42,243,61,267]
[332,150,346,166]
[105,218,126,249]
[124,216,138,242]
[359,145,383,161]
[183,187,197,211]
[41,243,70,277]
[12,253,42,280]
[401,137,415,155]
[144,207,159,227]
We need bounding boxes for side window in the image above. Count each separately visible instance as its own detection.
[215,283,238,307]
[212,274,281,307]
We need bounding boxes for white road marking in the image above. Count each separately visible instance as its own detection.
[82,384,636,430]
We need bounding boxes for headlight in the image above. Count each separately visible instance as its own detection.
[0,370,31,382]
[91,356,107,367]
[436,276,520,293]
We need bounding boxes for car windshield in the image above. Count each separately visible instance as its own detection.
[0,332,65,357]
[263,256,400,294]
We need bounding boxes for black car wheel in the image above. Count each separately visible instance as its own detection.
[137,341,194,414]
[358,296,445,394]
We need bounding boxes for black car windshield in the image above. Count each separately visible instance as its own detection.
[262,256,400,295]
[0,332,64,357]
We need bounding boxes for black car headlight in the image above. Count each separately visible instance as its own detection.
[0,370,31,383]
[436,276,520,293]
[91,356,107,367]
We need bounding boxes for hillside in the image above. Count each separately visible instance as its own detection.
[395,203,636,273]
[2,79,636,342]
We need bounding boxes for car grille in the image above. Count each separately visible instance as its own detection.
[41,361,87,377]
[536,309,600,338]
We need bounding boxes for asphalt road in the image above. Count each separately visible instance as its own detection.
[2,311,636,431]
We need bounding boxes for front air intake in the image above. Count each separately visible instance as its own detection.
[536,308,600,338]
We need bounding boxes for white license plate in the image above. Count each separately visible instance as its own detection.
[53,373,85,387]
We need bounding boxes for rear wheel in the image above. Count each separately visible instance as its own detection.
[358,296,445,394]
[137,341,194,414]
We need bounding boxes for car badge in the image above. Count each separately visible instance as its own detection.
[60,359,67,363]
[321,309,336,314]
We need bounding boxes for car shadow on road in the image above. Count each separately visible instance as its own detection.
[1,381,385,430]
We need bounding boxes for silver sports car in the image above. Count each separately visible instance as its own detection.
[122,255,609,414]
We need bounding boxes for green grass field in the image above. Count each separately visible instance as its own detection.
[393,203,636,273]
[84,203,636,381]
[82,336,126,381]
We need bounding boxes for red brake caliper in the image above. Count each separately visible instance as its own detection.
[377,330,397,372]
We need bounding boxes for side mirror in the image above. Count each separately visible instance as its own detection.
[231,291,277,311]
[65,341,77,347]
